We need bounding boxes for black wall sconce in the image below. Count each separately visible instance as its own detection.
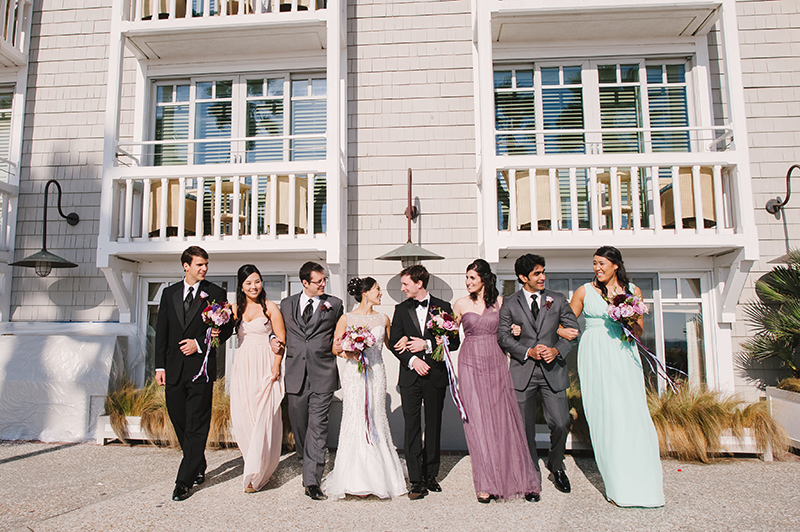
[11,179,79,277]
[765,164,799,215]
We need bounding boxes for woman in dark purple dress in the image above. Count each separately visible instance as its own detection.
[453,259,541,503]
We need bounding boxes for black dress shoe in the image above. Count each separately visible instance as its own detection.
[172,483,191,501]
[305,485,327,500]
[552,470,571,493]
[424,476,442,492]
[525,492,541,502]
[193,471,205,486]
[408,482,428,500]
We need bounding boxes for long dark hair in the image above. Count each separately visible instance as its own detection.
[593,246,632,300]
[466,259,499,308]
[347,277,377,303]
[235,264,268,332]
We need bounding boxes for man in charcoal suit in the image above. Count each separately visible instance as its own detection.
[498,253,579,494]
[155,246,234,501]
[281,261,344,500]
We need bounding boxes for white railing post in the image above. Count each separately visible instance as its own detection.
[631,166,642,232]
[213,175,222,237]
[269,174,277,237]
[609,167,621,233]
[548,168,558,234]
[140,179,151,239]
[508,169,517,235]
[169,0,177,19]
[713,165,725,233]
[288,173,296,237]
[651,166,663,233]
[569,167,578,234]
[671,166,683,231]
[250,174,258,236]
[529,167,537,234]
[195,176,204,237]
[692,165,704,233]
[124,179,134,241]
[159,177,169,240]
[232,175,241,237]
[589,166,599,233]
[307,173,314,236]
[178,177,187,238]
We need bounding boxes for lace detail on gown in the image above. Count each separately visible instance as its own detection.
[322,313,407,499]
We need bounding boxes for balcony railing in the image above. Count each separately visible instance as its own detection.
[0,0,29,64]
[496,163,735,237]
[110,170,327,244]
[125,0,326,21]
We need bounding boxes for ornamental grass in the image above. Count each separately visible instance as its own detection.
[647,385,787,462]
[777,377,800,393]
[104,378,162,444]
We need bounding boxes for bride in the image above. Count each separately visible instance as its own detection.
[322,277,407,499]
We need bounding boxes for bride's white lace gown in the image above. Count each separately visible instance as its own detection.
[322,312,407,499]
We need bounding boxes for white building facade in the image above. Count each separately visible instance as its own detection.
[0,0,796,444]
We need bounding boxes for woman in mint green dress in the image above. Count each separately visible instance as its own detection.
[568,246,664,508]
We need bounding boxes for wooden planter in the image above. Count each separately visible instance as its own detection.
[767,387,800,450]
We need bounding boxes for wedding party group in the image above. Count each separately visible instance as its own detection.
[154,244,665,508]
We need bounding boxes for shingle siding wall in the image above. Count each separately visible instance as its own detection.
[11,1,116,322]
[733,0,800,397]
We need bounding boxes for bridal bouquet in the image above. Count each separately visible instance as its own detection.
[426,307,459,362]
[340,325,377,373]
[606,293,648,342]
[202,301,233,348]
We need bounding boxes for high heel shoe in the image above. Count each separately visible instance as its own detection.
[477,493,497,504]
[244,483,256,493]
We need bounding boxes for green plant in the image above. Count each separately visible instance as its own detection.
[776,377,800,393]
[741,249,800,379]
[104,379,162,443]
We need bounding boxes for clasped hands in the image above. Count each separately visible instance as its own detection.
[393,335,443,377]
[509,323,579,364]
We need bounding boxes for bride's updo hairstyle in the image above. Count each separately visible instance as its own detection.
[466,258,499,308]
[593,245,633,299]
[347,276,377,303]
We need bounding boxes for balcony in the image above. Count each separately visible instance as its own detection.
[120,0,329,61]
[0,0,30,67]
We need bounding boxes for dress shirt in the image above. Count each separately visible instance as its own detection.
[156,279,203,373]
[408,295,433,369]
[299,293,321,317]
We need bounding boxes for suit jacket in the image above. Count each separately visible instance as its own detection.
[497,288,579,392]
[154,279,234,386]
[388,295,461,389]
[280,292,344,395]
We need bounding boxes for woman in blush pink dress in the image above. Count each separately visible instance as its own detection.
[230,264,286,493]
[453,259,541,503]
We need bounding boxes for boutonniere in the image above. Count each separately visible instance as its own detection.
[545,295,554,310]
[321,300,332,312]
[199,291,209,300]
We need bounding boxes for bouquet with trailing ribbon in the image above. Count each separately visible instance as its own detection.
[426,307,459,362]
[426,306,467,421]
[340,325,377,374]
[192,300,232,382]
[340,324,380,443]
[605,292,683,391]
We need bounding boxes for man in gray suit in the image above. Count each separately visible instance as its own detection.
[498,253,579,494]
[281,261,343,500]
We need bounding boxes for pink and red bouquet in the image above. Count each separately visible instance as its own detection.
[202,301,233,348]
[606,293,648,342]
[427,307,459,362]
[341,325,377,373]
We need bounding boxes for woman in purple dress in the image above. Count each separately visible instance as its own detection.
[453,259,541,503]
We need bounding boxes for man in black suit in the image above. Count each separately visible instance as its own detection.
[155,246,233,501]
[389,264,460,500]
[497,253,579,494]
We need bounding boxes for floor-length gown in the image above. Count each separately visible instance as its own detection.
[578,283,664,507]
[322,313,407,499]
[459,306,541,499]
[230,316,285,491]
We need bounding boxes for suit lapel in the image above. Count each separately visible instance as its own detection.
[406,301,423,337]
[184,280,210,331]
[535,289,549,330]
[304,295,327,336]
[516,290,537,330]
[172,283,186,331]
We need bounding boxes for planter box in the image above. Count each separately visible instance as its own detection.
[95,415,146,445]
[767,386,800,450]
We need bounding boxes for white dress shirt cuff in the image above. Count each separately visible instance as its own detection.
[408,355,420,370]
[425,339,433,354]
[195,339,203,354]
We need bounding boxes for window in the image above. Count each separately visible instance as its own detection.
[494,59,692,156]
[153,74,326,166]
[660,275,707,388]
[0,88,13,179]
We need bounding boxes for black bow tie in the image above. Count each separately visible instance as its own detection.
[412,299,428,308]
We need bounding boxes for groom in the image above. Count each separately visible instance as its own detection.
[281,261,343,500]
[155,246,234,501]
[389,264,460,500]
[498,253,579,494]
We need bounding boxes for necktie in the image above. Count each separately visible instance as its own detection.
[302,299,314,324]
[530,293,539,322]
[184,287,194,318]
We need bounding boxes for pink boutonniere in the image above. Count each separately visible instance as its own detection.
[199,291,209,300]
[545,295,554,310]
[321,300,332,312]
